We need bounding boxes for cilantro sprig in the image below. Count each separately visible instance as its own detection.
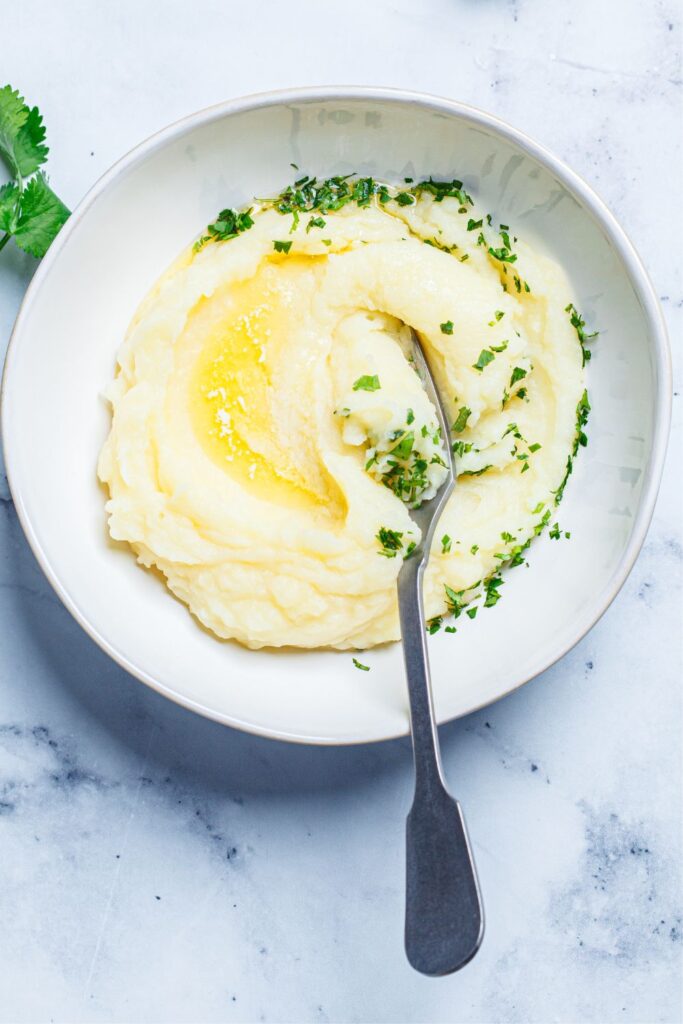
[0,85,69,258]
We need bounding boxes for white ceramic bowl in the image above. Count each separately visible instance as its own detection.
[1,87,671,744]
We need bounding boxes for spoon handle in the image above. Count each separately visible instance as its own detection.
[398,555,484,976]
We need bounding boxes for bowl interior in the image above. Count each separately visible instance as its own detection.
[1,92,665,743]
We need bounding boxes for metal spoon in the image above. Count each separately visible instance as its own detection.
[399,330,484,976]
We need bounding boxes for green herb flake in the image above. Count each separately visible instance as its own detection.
[273,239,292,254]
[440,320,454,335]
[470,544,479,555]
[391,432,415,460]
[352,658,370,671]
[376,526,404,557]
[510,366,527,386]
[306,215,326,232]
[565,303,599,366]
[484,574,504,608]
[473,349,495,371]
[353,374,381,392]
[452,406,471,433]
[441,534,452,554]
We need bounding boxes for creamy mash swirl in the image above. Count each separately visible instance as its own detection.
[98,177,590,649]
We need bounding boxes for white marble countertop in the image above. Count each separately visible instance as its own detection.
[1,2,681,1022]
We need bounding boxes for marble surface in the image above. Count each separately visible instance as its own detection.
[1,1,681,1021]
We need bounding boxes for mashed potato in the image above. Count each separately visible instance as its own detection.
[98,176,590,649]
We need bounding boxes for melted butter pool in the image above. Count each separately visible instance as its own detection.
[186,256,330,511]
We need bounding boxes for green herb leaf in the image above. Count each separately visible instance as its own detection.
[440,320,454,335]
[0,86,68,259]
[194,207,254,251]
[565,303,599,366]
[441,534,452,554]
[0,85,48,177]
[352,658,370,671]
[0,181,20,233]
[376,526,404,557]
[483,574,504,607]
[12,172,69,258]
[273,239,292,254]
[352,374,381,392]
[452,406,471,433]
[510,366,527,386]
[473,349,495,371]
[391,432,415,459]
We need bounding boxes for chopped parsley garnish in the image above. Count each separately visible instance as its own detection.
[473,349,495,371]
[467,218,483,231]
[549,522,561,540]
[490,340,508,353]
[488,242,517,264]
[391,432,415,459]
[306,215,326,232]
[528,442,542,453]
[406,408,415,425]
[352,658,370,671]
[428,617,443,634]
[470,544,479,555]
[440,320,454,335]
[194,207,254,252]
[452,406,471,433]
[565,303,599,366]
[273,239,292,254]
[484,575,504,607]
[376,527,404,557]
[554,390,591,505]
[353,374,381,392]
[510,366,527,386]
[441,534,452,554]
[466,607,478,619]
[414,178,472,206]
[444,585,464,617]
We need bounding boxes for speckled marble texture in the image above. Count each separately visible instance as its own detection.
[0,2,681,1022]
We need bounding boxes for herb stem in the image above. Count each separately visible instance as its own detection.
[0,233,10,253]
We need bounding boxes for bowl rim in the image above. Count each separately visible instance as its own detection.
[0,85,672,745]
